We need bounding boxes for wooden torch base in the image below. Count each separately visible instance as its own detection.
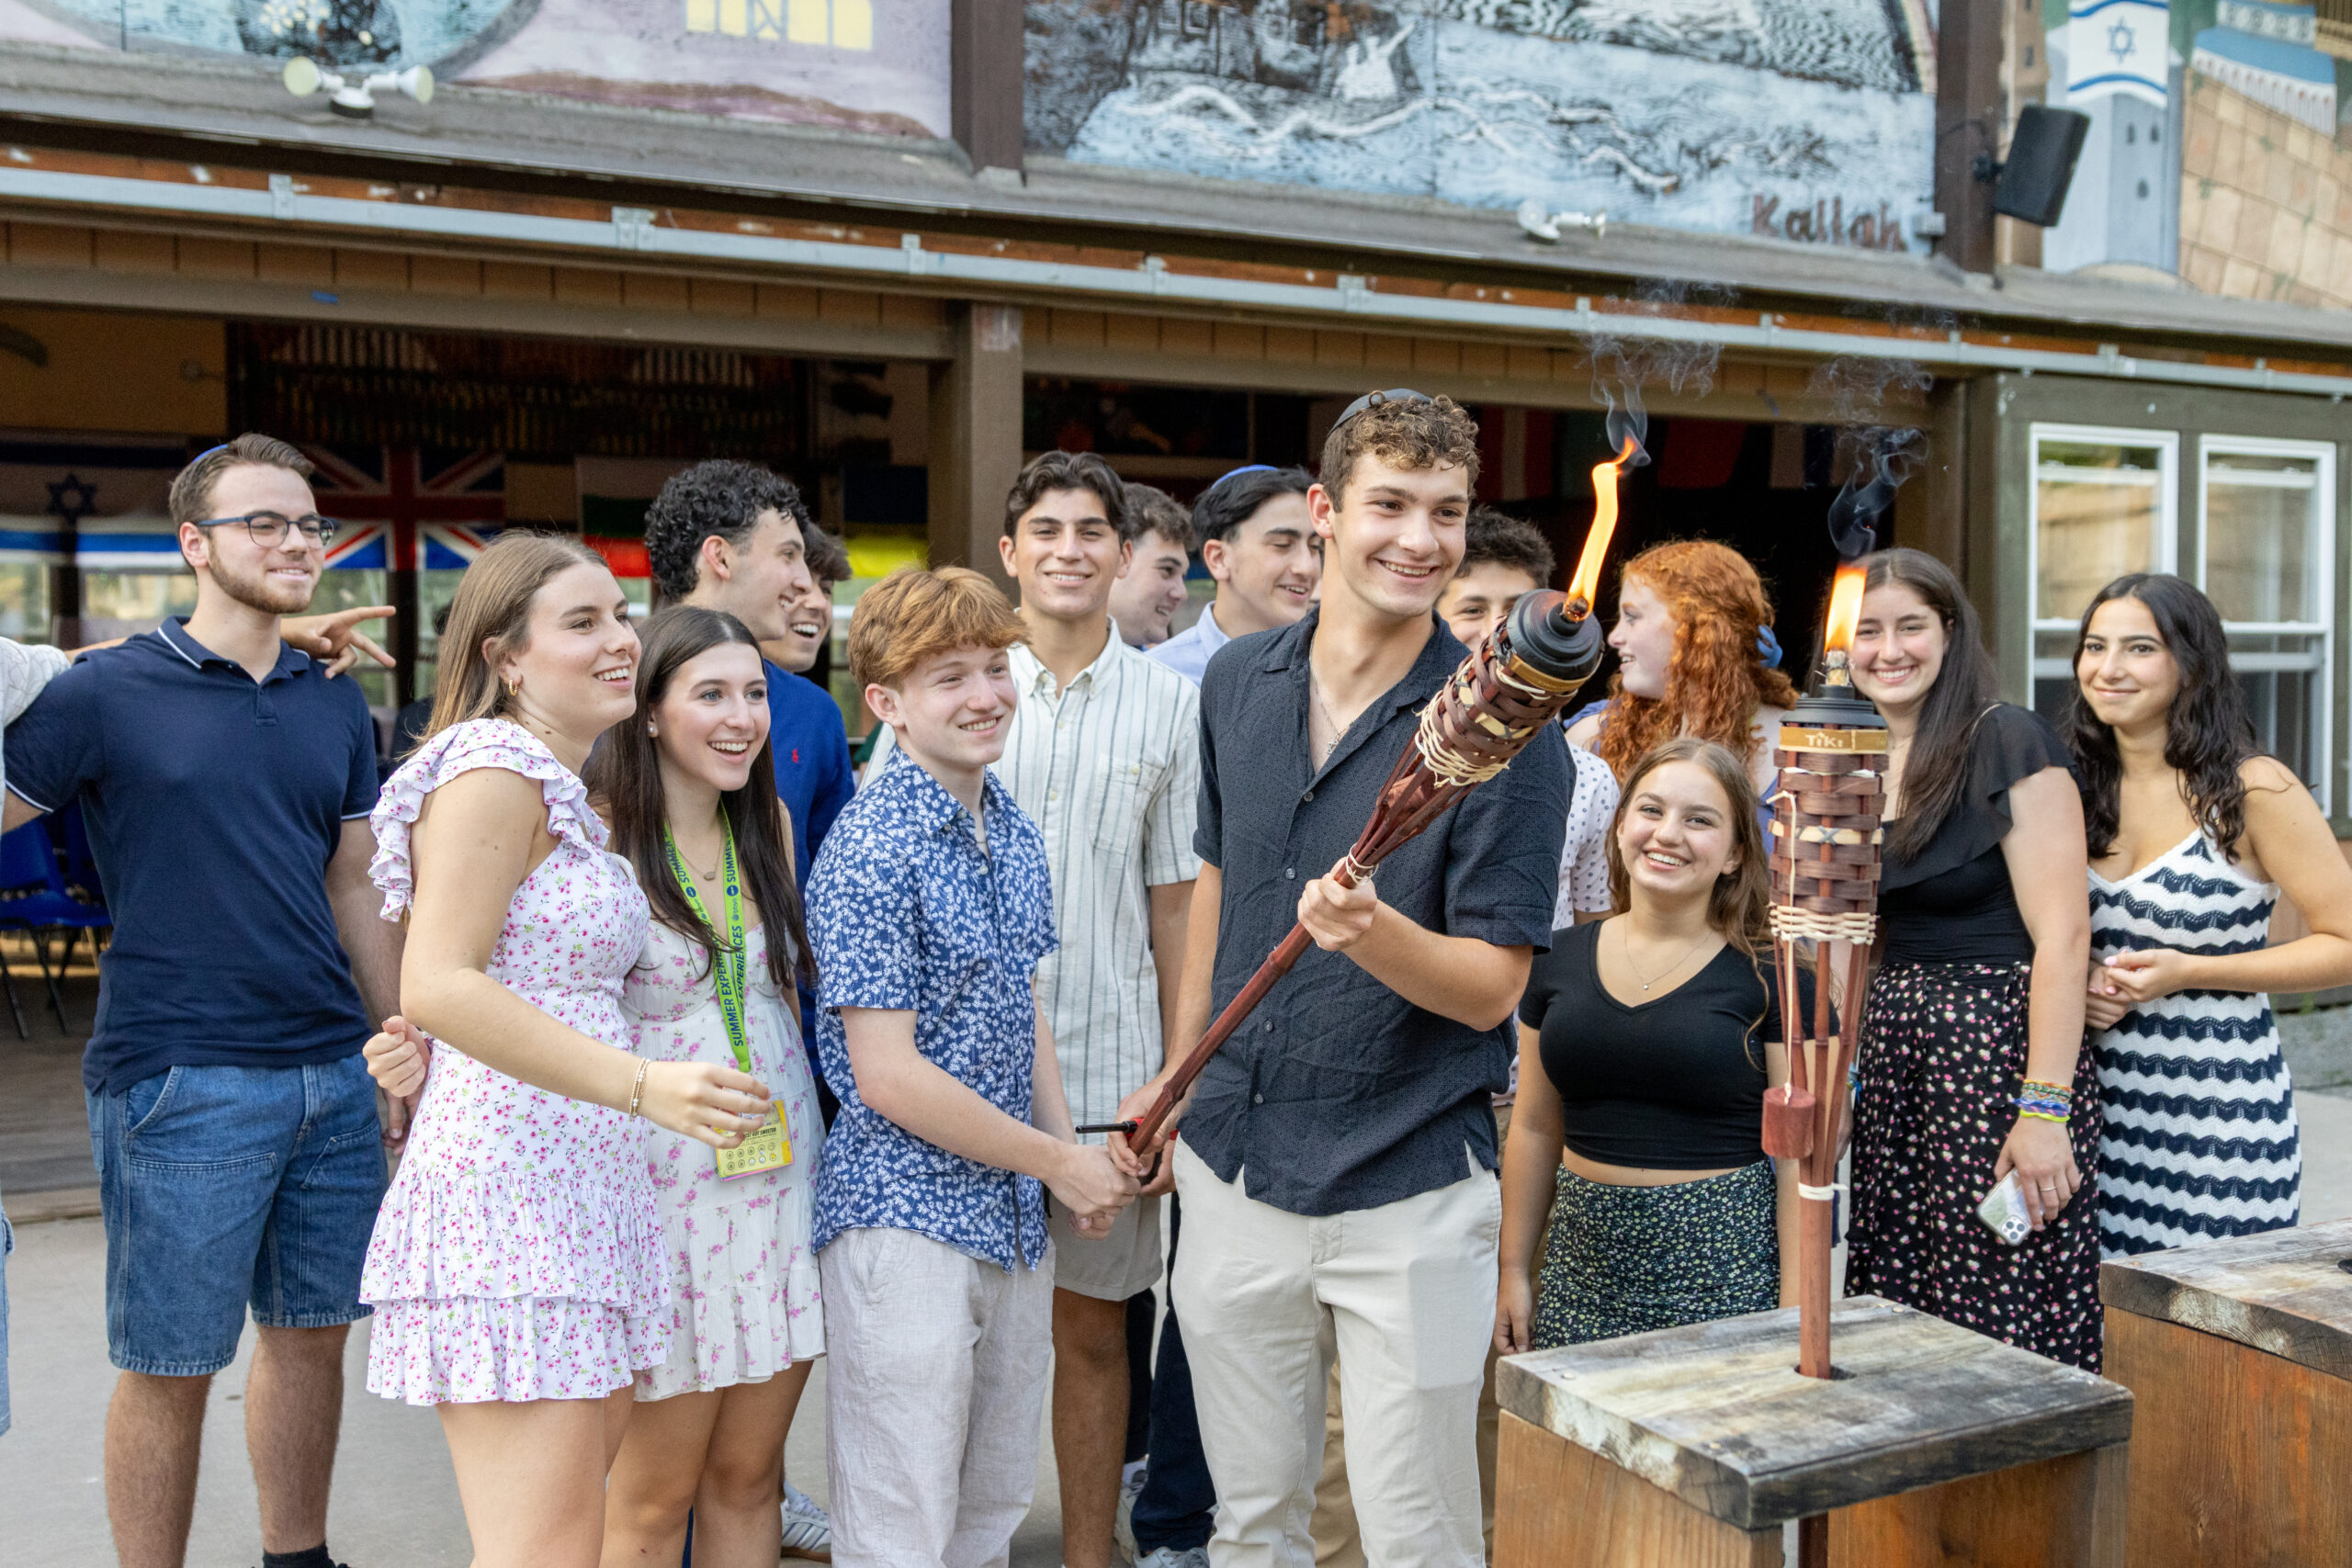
[1493,1298,2131,1568]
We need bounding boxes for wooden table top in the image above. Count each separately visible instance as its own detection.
[2101,1218,2352,1380]
[1496,1296,2132,1529]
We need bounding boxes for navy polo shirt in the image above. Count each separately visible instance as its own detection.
[1188,607,1569,1216]
[6,620,379,1094]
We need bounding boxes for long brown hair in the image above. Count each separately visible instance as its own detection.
[1604,737,1771,954]
[584,605,815,991]
[426,532,613,741]
[1594,540,1799,783]
[1864,547,1998,863]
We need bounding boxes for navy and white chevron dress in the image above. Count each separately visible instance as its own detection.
[2089,831,2301,1259]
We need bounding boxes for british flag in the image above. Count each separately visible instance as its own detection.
[304,446,504,571]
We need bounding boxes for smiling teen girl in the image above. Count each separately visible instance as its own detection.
[358,536,772,1568]
[2070,574,2352,1258]
[587,606,828,1567]
[1840,548,2100,1371]
[1565,539,1797,799]
[1498,739,1811,1353]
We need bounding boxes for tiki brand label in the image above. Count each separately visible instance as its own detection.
[1780,726,1891,752]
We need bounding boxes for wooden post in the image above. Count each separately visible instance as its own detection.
[2102,1219,2352,1564]
[925,301,1023,591]
[1934,0,2004,274]
[950,0,1024,182]
[1495,1298,2132,1568]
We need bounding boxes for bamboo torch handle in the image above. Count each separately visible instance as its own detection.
[1129,853,1368,1148]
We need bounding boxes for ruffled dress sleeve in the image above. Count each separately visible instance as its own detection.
[368,717,609,921]
[1883,703,2074,889]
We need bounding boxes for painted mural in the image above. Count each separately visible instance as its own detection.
[0,0,949,136]
[2042,0,2352,309]
[1024,0,1943,250]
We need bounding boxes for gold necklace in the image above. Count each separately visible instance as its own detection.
[673,826,723,882]
[1618,921,1709,991]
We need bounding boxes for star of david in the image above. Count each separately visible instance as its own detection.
[2107,17,2136,62]
[44,473,98,525]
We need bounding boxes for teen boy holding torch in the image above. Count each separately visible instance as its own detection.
[1113,392,1570,1568]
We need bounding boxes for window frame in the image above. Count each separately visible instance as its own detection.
[2025,421,2179,691]
[2196,432,2336,814]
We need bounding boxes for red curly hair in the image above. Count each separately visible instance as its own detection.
[1593,539,1799,783]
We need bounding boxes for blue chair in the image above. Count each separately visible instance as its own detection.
[0,820,110,1033]
[56,799,102,902]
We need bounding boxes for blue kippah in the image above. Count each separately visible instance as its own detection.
[1205,464,1277,492]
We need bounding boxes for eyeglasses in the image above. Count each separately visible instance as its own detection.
[1330,388,1433,432]
[192,512,342,547]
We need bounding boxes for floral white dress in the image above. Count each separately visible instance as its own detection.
[629,919,826,1399]
[360,719,669,1405]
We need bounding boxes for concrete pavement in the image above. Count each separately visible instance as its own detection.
[6,986,2349,1563]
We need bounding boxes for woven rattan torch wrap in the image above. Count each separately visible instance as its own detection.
[1759,563,1888,1384]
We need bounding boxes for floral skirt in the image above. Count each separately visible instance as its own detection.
[1848,960,2104,1372]
[1532,1160,1780,1350]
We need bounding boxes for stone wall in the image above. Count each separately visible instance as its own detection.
[2177,67,2352,309]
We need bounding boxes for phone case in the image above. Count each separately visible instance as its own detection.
[1975,1171,2031,1247]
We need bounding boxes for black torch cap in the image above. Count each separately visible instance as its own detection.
[1786,685,1887,731]
[1502,590,1605,688]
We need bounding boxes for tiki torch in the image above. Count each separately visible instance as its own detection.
[1125,437,1639,1150]
[1759,558,1884,1385]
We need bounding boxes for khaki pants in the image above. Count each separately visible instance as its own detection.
[820,1227,1056,1568]
[1309,1105,1513,1568]
[1172,1141,1499,1568]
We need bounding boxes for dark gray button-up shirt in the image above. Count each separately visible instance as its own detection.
[1188,606,1571,1216]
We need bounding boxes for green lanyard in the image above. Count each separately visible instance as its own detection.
[663,816,751,1075]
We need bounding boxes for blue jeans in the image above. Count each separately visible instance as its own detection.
[87,1058,386,1376]
[1129,1195,1214,1554]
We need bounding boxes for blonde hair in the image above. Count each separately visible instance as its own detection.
[848,566,1026,692]
[425,532,614,739]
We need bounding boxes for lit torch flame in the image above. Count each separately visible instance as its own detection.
[1823,560,1867,653]
[1565,434,1641,617]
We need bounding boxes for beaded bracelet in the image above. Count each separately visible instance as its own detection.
[627,1057,650,1118]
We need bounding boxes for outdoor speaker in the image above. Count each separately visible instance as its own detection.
[1994,105,2089,228]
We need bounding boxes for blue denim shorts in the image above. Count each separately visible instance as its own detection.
[86,1056,387,1377]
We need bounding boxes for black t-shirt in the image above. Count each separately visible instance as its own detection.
[1518,921,1818,1170]
[1878,705,2075,965]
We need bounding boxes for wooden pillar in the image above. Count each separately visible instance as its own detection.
[950,0,1023,181]
[1934,0,2004,275]
[926,302,1023,591]
[1892,375,1970,573]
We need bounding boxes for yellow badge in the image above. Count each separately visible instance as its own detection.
[716,1106,792,1180]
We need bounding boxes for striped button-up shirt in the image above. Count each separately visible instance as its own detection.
[1004,631,1201,1137]
[867,626,1203,1137]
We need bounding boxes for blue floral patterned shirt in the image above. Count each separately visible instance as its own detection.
[807,751,1058,1270]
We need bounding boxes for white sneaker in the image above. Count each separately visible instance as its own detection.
[1114,1464,1148,1562]
[780,1480,832,1562]
[1134,1550,1209,1568]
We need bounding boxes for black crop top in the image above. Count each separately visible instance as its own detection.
[1518,922,1819,1170]
[1877,705,2075,966]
